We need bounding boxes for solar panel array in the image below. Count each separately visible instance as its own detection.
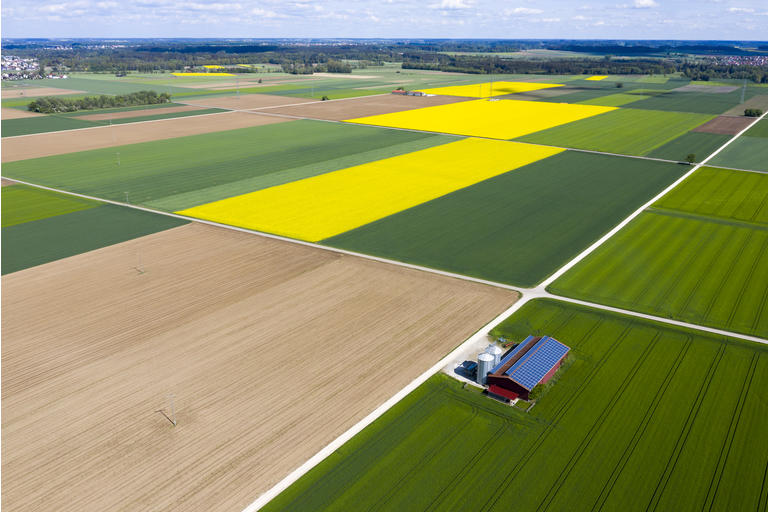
[505,336,569,390]
[490,335,536,374]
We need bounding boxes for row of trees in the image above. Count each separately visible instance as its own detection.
[281,59,353,75]
[28,90,171,113]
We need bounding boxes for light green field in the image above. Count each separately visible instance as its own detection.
[655,167,768,225]
[550,208,768,337]
[517,108,713,156]
[263,299,768,512]
[1,184,98,227]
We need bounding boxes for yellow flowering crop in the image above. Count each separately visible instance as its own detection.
[585,75,608,81]
[417,81,563,98]
[170,72,235,77]
[177,138,563,242]
[202,65,224,69]
[346,98,616,140]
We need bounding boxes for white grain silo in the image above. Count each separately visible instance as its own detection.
[477,352,495,386]
[485,343,503,367]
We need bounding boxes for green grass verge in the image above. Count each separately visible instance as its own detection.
[655,166,768,225]
[549,210,768,338]
[1,204,187,274]
[646,131,731,162]
[1,120,454,211]
[516,108,713,156]
[708,136,768,171]
[2,185,99,227]
[263,299,768,512]
[323,152,686,287]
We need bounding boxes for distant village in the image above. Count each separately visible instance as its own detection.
[2,55,68,80]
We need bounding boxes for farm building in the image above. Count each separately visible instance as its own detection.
[485,335,569,401]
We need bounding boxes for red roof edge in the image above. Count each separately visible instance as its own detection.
[488,385,518,401]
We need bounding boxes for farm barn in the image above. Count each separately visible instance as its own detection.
[485,335,569,401]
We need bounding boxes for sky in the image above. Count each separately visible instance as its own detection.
[2,0,767,40]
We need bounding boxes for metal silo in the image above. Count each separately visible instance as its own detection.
[485,343,503,367]
[477,352,494,386]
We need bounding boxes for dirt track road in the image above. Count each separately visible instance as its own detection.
[2,222,517,512]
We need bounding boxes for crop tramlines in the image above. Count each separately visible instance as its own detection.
[591,335,693,512]
[535,332,662,512]
[644,343,726,512]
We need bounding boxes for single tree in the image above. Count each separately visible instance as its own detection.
[686,153,696,164]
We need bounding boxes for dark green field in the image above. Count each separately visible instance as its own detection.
[516,108,713,156]
[2,184,98,227]
[1,203,187,274]
[324,151,686,287]
[706,135,768,171]
[1,120,454,211]
[646,131,731,162]
[263,299,768,512]
[744,119,768,138]
[628,89,755,115]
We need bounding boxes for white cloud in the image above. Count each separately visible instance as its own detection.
[633,0,658,8]
[728,7,754,12]
[505,7,543,15]
[429,0,473,9]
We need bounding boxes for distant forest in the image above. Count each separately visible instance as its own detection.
[5,39,768,83]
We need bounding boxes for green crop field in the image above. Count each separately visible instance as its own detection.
[628,89,755,115]
[578,92,652,107]
[324,152,686,287]
[646,131,731,162]
[263,299,768,512]
[2,184,98,227]
[516,108,713,156]
[550,209,768,337]
[708,135,768,171]
[655,167,768,225]
[10,77,193,96]
[1,203,187,274]
[1,120,454,211]
[744,119,768,138]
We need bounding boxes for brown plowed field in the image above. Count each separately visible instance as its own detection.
[693,115,755,135]
[180,93,316,110]
[1,87,84,98]
[76,105,206,121]
[254,93,469,121]
[2,112,290,162]
[1,107,44,119]
[1,178,16,186]
[2,222,517,512]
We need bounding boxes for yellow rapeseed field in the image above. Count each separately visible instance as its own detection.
[345,99,616,140]
[585,75,608,81]
[170,72,235,77]
[177,138,563,242]
[202,65,224,69]
[417,81,563,98]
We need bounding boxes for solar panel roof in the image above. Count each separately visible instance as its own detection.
[490,335,536,374]
[505,336,569,390]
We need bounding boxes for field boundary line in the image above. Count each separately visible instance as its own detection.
[1,110,247,139]
[537,109,768,289]
[3,176,767,348]
[239,297,532,512]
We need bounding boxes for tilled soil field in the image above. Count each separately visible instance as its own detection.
[252,93,470,121]
[2,222,517,512]
[693,115,755,135]
[76,105,207,121]
[2,111,290,162]
[180,93,316,110]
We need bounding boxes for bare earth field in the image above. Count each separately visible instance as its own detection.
[1,87,85,98]
[77,105,206,121]
[255,93,469,121]
[2,111,289,162]
[2,222,517,512]
[693,115,755,135]
[180,93,316,110]
[1,178,16,186]
[1,107,45,119]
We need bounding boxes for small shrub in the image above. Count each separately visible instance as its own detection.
[745,108,763,117]
[321,95,330,101]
